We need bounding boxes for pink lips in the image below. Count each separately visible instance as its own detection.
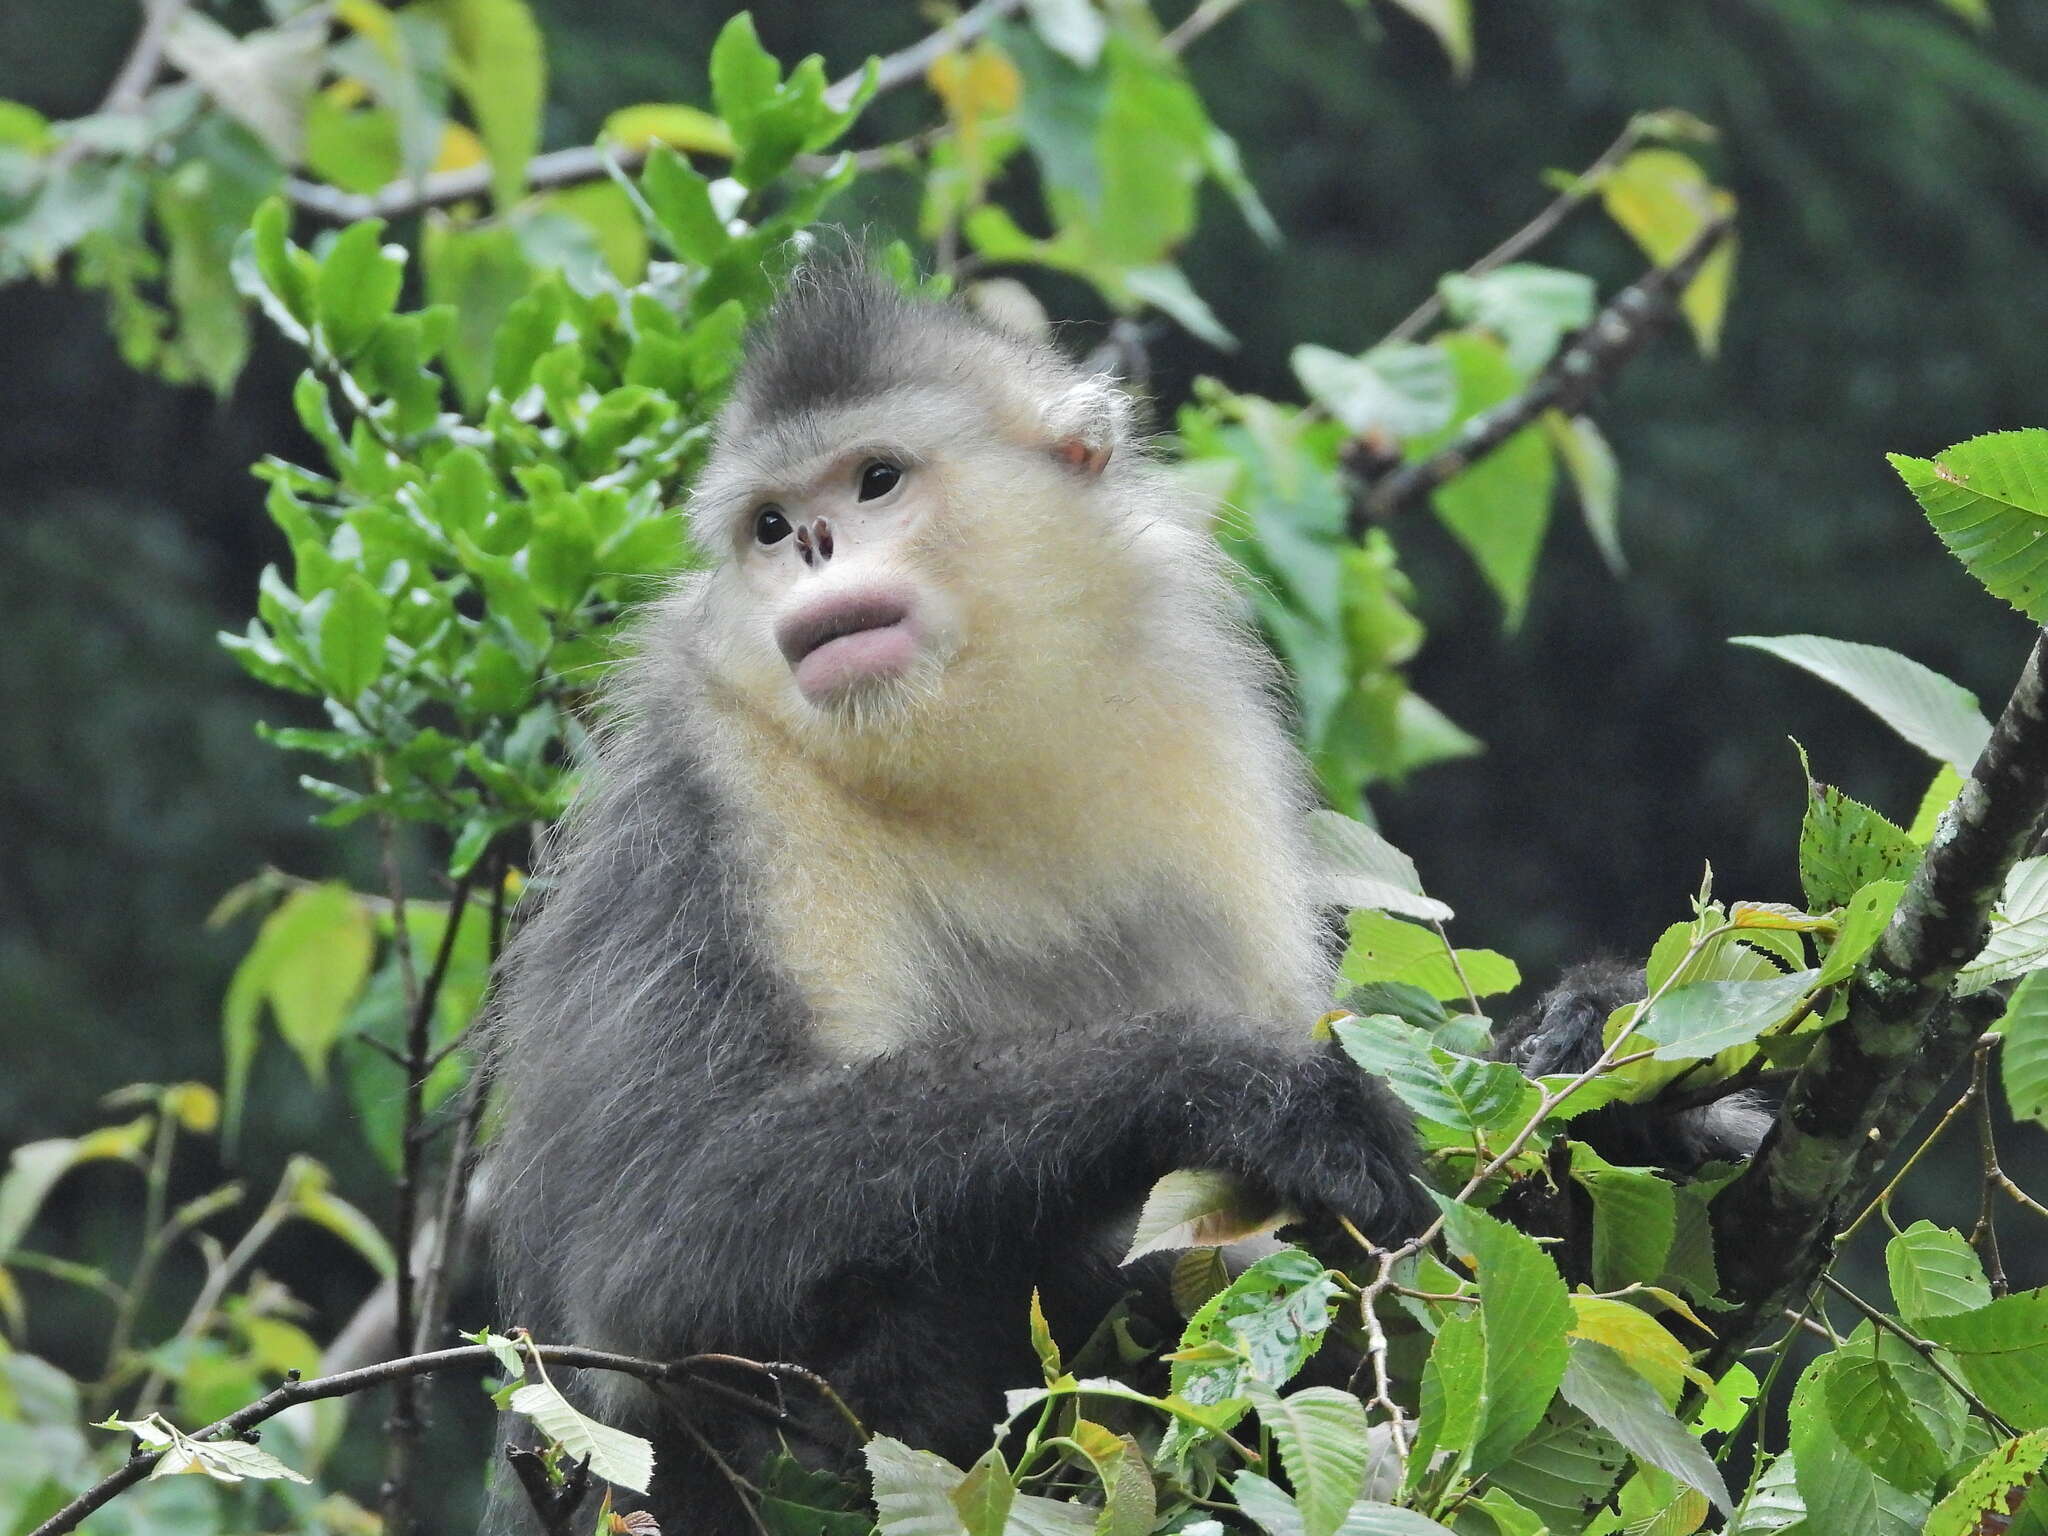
[775,590,918,703]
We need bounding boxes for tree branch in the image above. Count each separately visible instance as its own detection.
[1704,627,2048,1367]
[281,0,1029,225]
[1348,211,1735,536]
[29,1344,842,1536]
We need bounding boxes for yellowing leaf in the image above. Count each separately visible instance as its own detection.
[434,122,486,173]
[602,103,737,158]
[1600,149,1736,355]
[1568,1296,1712,1404]
[927,42,1023,127]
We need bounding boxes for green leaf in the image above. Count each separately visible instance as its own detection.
[1891,430,2048,622]
[1409,331,1555,627]
[1816,880,1905,987]
[1916,1289,2048,1429]
[1291,342,1456,441]
[1308,811,1452,921]
[1329,1505,1455,1534]
[1923,1433,2048,1536]
[1408,1310,1484,1487]
[1798,769,1921,912]
[710,13,783,134]
[221,883,375,1137]
[1821,1344,1947,1494]
[2002,970,2048,1130]
[1787,1354,1931,1535]
[1560,1339,1730,1513]
[311,575,389,702]
[1438,1199,1573,1476]
[434,0,545,210]
[1599,149,1735,355]
[1545,411,1624,575]
[641,144,729,264]
[1567,1144,1677,1291]
[868,1436,967,1536]
[506,1379,655,1493]
[1886,1221,1993,1323]
[1485,1407,1627,1533]
[1252,1384,1370,1536]
[1438,264,1595,373]
[1336,1016,1541,1140]
[1339,911,1519,1001]
[315,219,405,359]
[1731,635,1991,768]
[949,1448,1013,1536]
[1170,1249,1342,1424]
[1124,1169,1290,1262]
[1634,969,1819,1060]
[238,196,314,343]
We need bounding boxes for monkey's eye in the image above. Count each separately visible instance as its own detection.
[858,461,902,502]
[753,506,792,546]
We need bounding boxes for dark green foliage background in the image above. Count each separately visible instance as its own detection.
[6,0,2048,1407]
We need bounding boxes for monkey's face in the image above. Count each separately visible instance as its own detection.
[693,410,974,723]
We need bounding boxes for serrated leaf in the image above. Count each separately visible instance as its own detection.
[1439,1199,1573,1476]
[2002,970,2048,1129]
[1821,1346,1947,1493]
[1335,1016,1541,1139]
[1916,1289,2048,1429]
[1408,1310,1483,1487]
[1635,970,1819,1061]
[1331,1505,1455,1535]
[1732,635,1991,768]
[1890,431,2048,622]
[1252,1384,1370,1536]
[1170,1249,1341,1423]
[1560,1339,1730,1513]
[1798,774,1921,912]
[1486,1407,1627,1532]
[868,1437,967,1536]
[1787,1355,1931,1534]
[1567,1145,1677,1292]
[1922,1432,2048,1536]
[1124,1169,1291,1262]
[508,1380,655,1493]
[1886,1221,1992,1323]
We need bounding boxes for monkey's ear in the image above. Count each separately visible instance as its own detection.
[1043,376,1129,479]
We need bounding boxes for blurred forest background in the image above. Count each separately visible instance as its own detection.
[5,0,2048,1424]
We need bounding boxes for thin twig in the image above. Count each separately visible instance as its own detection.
[1833,1049,1985,1244]
[1162,0,1257,54]
[282,0,1029,225]
[1377,116,1657,348]
[30,1343,844,1536]
[1351,212,1735,533]
[1969,1040,2010,1295]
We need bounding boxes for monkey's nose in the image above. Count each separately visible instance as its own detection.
[795,518,835,568]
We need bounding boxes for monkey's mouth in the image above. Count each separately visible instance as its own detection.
[776,591,920,703]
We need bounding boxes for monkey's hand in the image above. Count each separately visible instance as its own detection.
[1150,1027,1432,1248]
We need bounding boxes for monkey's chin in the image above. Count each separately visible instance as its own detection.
[791,623,923,708]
